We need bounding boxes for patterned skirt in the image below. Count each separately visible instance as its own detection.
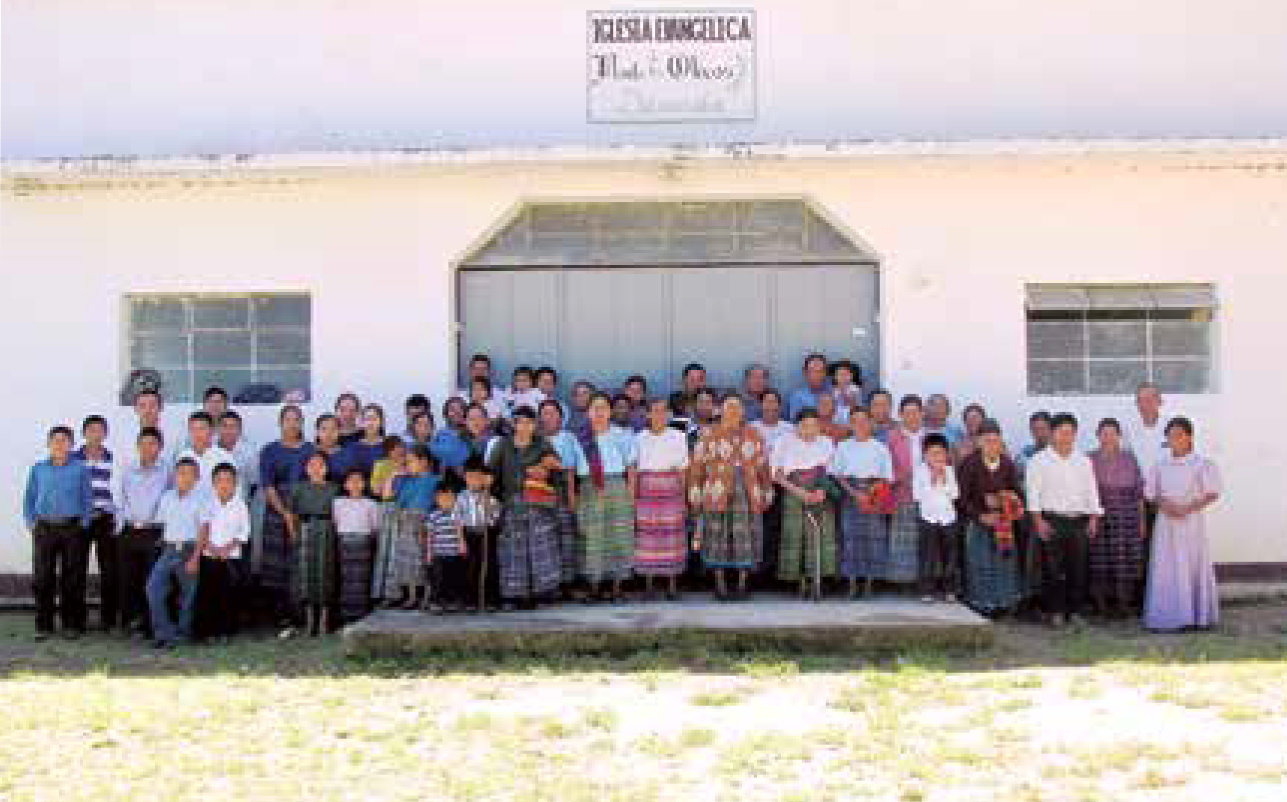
[886,502,921,584]
[1090,484,1145,603]
[700,472,762,570]
[498,502,562,599]
[555,506,580,584]
[963,520,1023,614]
[337,531,376,622]
[838,496,888,580]
[634,470,688,577]
[260,513,293,595]
[379,508,428,599]
[369,502,396,600]
[778,495,838,581]
[576,476,636,583]
[295,518,338,606]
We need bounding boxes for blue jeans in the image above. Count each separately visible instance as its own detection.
[146,543,200,643]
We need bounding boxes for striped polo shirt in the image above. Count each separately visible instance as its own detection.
[74,446,115,515]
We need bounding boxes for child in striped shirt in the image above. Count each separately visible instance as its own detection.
[426,485,468,613]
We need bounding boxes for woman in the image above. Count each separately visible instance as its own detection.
[314,413,358,482]
[953,403,988,464]
[957,419,1025,617]
[689,392,774,600]
[335,392,363,446]
[773,408,840,598]
[442,396,468,433]
[815,393,851,444]
[750,388,793,580]
[884,395,927,589]
[566,380,596,440]
[634,397,689,599]
[349,403,387,479]
[462,402,495,464]
[1143,417,1222,632]
[538,398,587,591]
[830,406,894,598]
[258,404,315,624]
[487,406,563,608]
[867,389,897,443]
[576,392,638,602]
[1089,418,1146,617]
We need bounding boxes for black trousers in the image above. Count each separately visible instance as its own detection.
[431,555,470,606]
[32,520,89,633]
[194,557,239,638]
[117,525,162,633]
[85,513,119,628]
[462,526,501,608]
[1038,514,1091,616]
[918,520,961,595]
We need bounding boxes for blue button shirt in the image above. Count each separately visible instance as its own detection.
[393,473,441,512]
[23,459,93,529]
[786,383,833,423]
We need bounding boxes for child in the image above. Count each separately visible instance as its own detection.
[194,462,250,640]
[23,425,93,640]
[371,435,407,500]
[287,452,339,636]
[381,444,439,609]
[913,434,961,603]
[455,457,502,612]
[145,458,206,649]
[426,485,469,612]
[505,365,545,417]
[75,415,118,632]
[334,469,380,623]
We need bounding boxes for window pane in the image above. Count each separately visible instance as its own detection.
[1027,321,1085,360]
[1028,360,1084,395]
[256,329,310,366]
[1087,321,1146,358]
[130,297,186,332]
[153,368,194,405]
[255,369,312,403]
[1088,360,1148,395]
[193,331,252,367]
[1151,320,1209,358]
[192,297,250,328]
[131,333,188,368]
[1153,360,1209,393]
[255,295,311,327]
[193,369,255,401]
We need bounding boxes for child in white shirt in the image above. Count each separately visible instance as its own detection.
[913,433,960,603]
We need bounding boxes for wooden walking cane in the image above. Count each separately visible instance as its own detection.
[478,526,490,613]
[804,506,823,602]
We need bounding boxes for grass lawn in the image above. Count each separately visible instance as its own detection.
[1,599,1285,802]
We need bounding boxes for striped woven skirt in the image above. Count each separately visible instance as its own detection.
[498,501,562,599]
[838,496,889,580]
[886,501,921,584]
[555,506,580,584]
[295,517,338,606]
[634,470,687,577]
[260,513,294,595]
[369,502,395,600]
[576,476,636,583]
[378,508,428,599]
[337,531,376,622]
[1089,484,1145,604]
[963,520,1022,614]
[778,494,838,581]
[700,470,762,570]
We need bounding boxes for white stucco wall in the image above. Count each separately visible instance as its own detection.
[2,151,1285,573]
[4,0,1287,158]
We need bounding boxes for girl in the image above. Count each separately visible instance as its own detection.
[506,365,545,416]
[1089,418,1146,618]
[287,452,339,636]
[382,444,439,609]
[957,419,1025,617]
[259,404,315,625]
[334,468,380,623]
[913,434,961,603]
[830,406,894,598]
[426,485,469,613]
[774,408,840,599]
[350,404,387,479]
[369,437,407,604]
[633,397,689,600]
[1143,418,1221,632]
[470,376,506,422]
[576,392,639,602]
[830,360,863,423]
[370,435,407,498]
[334,392,363,446]
[884,395,927,590]
[539,399,587,592]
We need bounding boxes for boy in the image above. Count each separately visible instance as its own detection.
[426,485,468,612]
[454,458,502,611]
[113,426,171,638]
[194,463,250,640]
[175,411,236,498]
[23,425,93,640]
[146,458,208,649]
[75,415,119,631]
[913,433,961,603]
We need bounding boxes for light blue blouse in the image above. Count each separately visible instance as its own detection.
[547,430,588,474]
[828,438,894,480]
[575,426,638,477]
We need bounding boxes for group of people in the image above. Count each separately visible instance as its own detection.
[22,352,1223,647]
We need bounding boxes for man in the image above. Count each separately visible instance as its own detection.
[112,426,171,639]
[74,415,119,632]
[786,353,831,423]
[675,363,708,419]
[566,380,596,439]
[23,425,94,640]
[202,386,230,421]
[146,458,207,649]
[403,394,431,441]
[1124,382,1172,513]
[1025,413,1102,628]
[455,353,494,400]
[133,388,165,440]
[622,375,649,430]
[924,393,966,446]
[1016,411,1053,472]
[741,363,771,422]
[174,412,236,498]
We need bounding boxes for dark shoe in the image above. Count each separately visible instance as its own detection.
[152,639,175,651]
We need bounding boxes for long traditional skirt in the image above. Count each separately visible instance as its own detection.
[369,502,398,600]
[838,496,889,580]
[576,476,636,583]
[498,502,562,599]
[260,513,294,596]
[634,470,688,577]
[963,520,1023,614]
[378,508,427,599]
[1089,484,1145,604]
[337,531,376,622]
[886,501,921,584]
[295,518,338,607]
[700,472,762,570]
[555,506,580,584]
[778,495,838,581]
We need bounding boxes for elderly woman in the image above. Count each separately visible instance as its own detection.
[1089,418,1146,618]
[633,397,690,599]
[689,392,774,600]
[773,408,841,598]
[957,419,1025,616]
[576,392,639,602]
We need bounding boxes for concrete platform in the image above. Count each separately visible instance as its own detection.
[343,595,993,657]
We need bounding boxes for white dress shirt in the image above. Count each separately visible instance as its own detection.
[635,428,690,472]
[175,443,239,499]
[771,433,836,473]
[913,463,959,525]
[202,494,251,558]
[1025,447,1103,515]
[1123,413,1171,476]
